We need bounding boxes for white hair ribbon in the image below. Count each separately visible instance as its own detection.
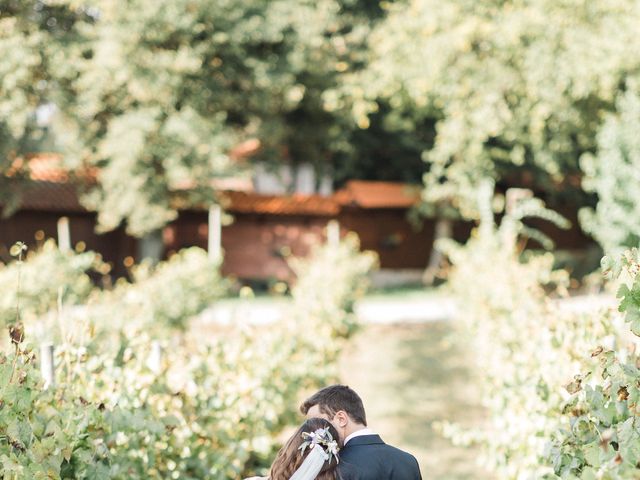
[289,444,328,480]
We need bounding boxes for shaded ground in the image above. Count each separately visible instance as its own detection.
[339,322,490,480]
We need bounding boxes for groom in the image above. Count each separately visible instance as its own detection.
[301,384,422,479]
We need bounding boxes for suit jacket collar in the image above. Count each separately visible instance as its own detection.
[342,434,385,448]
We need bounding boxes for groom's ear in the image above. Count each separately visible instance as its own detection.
[334,410,349,428]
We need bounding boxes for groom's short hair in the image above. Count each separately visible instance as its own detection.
[300,385,367,426]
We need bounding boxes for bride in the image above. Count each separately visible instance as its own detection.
[246,417,342,480]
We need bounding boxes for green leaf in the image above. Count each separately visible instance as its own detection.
[583,442,601,468]
[580,466,597,480]
[629,313,640,336]
[617,417,636,444]
[7,418,33,449]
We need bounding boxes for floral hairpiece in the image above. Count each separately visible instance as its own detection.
[298,427,340,464]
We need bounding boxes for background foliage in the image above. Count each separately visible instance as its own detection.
[1,0,414,235]
[0,240,99,328]
[5,0,640,237]
[440,185,622,478]
[549,250,640,479]
[579,89,640,256]
[0,236,376,479]
[352,0,640,218]
[0,0,90,212]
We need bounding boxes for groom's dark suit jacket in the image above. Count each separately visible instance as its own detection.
[337,434,422,480]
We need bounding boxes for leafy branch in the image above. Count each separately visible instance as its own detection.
[7,242,27,385]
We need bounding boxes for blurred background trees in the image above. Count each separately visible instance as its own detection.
[6,2,640,478]
[50,0,388,235]
[0,0,90,209]
[352,0,640,223]
[579,90,640,256]
[3,0,640,252]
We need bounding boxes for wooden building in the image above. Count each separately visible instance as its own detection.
[1,156,437,283]
[164,182,437,282]
[0,156,136,277]
[1,155,594,284]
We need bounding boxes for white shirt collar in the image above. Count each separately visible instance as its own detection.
[344,428,375,446]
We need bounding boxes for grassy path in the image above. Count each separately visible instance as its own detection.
[339,322,490,479]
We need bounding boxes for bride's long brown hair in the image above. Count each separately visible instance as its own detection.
[269,418,341,480]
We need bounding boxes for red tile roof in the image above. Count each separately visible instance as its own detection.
[3,155,88,213]
[5,154,422,216]
[222,191,340,216]
[7,154,98,183]
[24,154,69,182]
[220,181,421,216]
[334,180,421,209]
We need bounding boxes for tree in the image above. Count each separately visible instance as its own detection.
[48,0,398,236]
[53,0,314,235]
[4,1,434,235]
[352,0,640,218]
[579,88,640,255]
[0,0,90,213]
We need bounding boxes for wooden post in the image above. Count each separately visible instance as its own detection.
[423,218,453,285]
[477,179,495,239]
[40,343,55,389]
[327,220,340,247]
[208,205,222,261]
[57,217,71,252]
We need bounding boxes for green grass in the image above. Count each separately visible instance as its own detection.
[338,322,489,480]
[363,285,444,301]
[216,285,443,308]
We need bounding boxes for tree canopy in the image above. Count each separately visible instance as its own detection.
[353,0,640,217]
[2,0,400,235]
[56,0,378,235]
[0,0,89,211]
[579,88,640,254]
[4,0,640,235]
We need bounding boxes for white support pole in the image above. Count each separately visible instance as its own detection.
[477,179,495,239]
[208,205,222,261]
[57,217,71,252]
[147,340,163,374]
[423,218,453,285]
[603,334,617,352]
[40,343,55,389]
[327,220,340,247]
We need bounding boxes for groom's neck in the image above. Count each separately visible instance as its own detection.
[345,423,367,438]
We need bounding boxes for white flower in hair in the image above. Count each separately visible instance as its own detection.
[298,427,340,464]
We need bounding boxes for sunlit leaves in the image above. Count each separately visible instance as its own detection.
[357,0,640,216]
[0,236,374,478]
[0,240,98,328]
[579,91,640,256]
[550,251,640,478]
[3,0,382,235]
[9,242,27,259]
